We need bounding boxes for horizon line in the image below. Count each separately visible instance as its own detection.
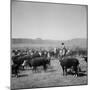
[11,37,87,41]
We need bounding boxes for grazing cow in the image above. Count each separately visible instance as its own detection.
[30,57,50,72]
[59,57,79,76]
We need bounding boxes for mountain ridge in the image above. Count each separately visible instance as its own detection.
[11,38,87,49]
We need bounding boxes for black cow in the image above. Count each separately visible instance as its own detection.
[59,57,79,76]
[11,54,32,77]
[11,55,23,77]
[30,57,50,72]
[11,64,19,77]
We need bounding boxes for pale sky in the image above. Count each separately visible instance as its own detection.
[12,1,87,40]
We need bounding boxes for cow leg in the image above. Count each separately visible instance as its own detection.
[33,66,37,73]
[79,66,81,72]
[28,63,32,69]
[13,65,19,77]
[48,59,51,66]
[22,66,24,70]
[14,68,18,77]
[62,66,65,76]
[77,65,80,76]
[65,68,67,76]
[34,67,37,72]
[43,64,47,72]
[73,66,79,77]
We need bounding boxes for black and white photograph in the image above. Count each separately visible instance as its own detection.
[11,0,88,89]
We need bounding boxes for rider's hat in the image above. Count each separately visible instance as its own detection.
[61,42,64,45]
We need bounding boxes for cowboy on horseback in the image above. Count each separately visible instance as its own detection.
[59,43,67,59]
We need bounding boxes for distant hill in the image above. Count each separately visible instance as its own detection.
[64,38,87,49]
[11,38,59,44]
[11,38,87,49]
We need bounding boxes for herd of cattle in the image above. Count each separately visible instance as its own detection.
[11,48,87,78]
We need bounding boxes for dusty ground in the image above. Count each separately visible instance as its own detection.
[11,57,87,89]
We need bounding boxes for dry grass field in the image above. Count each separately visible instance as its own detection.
[11,56,87,90]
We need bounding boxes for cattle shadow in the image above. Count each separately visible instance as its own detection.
[78,72,87,77]
[79,70,86,73]
[12,74,28,78]
[22,68,32,71]
[78,70,87,77]
[18,74,28,77]
[32,69,57,73]
[67,70,87,77]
